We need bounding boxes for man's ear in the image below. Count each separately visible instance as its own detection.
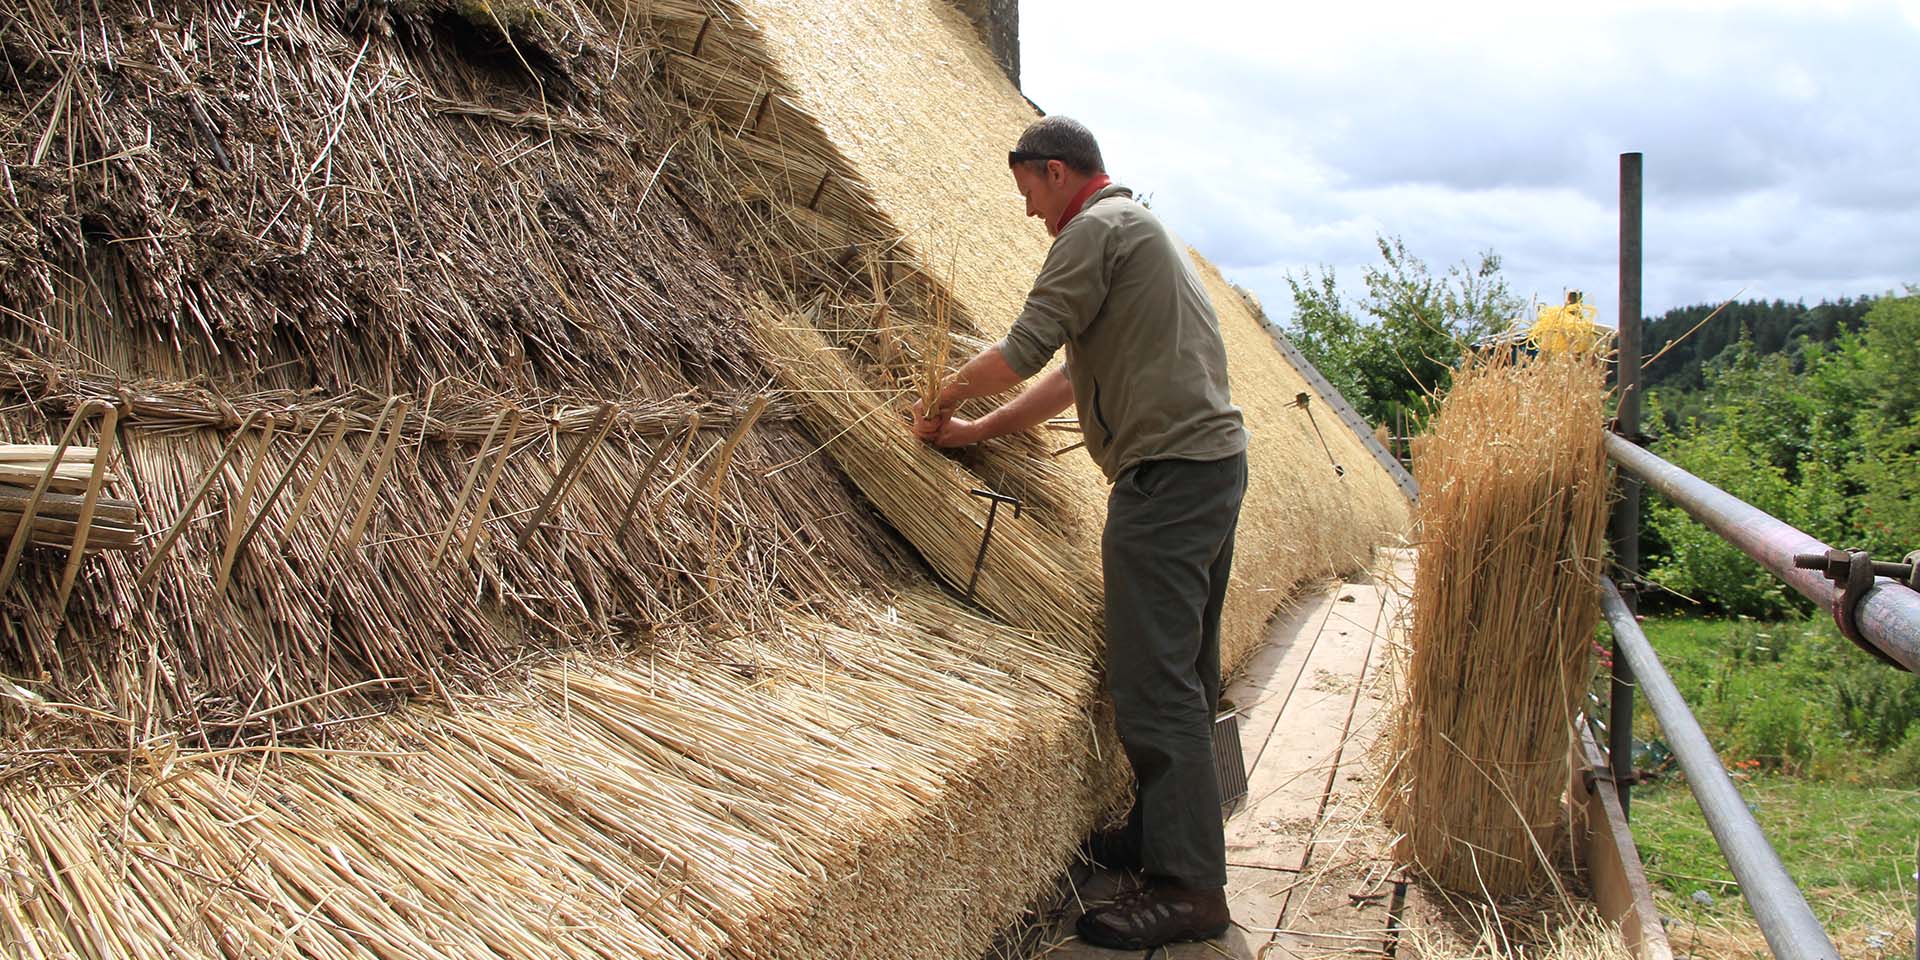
[1047,159,1067,186]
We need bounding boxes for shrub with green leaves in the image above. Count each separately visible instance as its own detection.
[1646,290,1920,618]
[1633,617,1920,781]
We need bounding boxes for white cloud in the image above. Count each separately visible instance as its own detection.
[1019,0,1920,326]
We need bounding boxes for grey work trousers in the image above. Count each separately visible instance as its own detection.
[1103,451,1247,889]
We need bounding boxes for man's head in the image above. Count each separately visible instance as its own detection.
[1008,116,1105,236]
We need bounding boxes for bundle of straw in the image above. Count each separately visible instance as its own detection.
[753,305,1103,653]
[1381,349,1611,897]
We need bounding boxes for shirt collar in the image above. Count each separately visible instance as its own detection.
[1050,174,1114,234]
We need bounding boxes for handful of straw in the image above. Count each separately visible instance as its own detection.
[753,304,1101,651]
[918,277,956,418]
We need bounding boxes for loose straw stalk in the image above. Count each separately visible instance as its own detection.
[919,281,955,414]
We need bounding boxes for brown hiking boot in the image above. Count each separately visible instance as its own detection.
[1074,880,1231,949]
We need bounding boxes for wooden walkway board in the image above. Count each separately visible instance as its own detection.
[1039,550,1412,960]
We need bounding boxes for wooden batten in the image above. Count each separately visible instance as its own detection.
[1570,725,1677,960]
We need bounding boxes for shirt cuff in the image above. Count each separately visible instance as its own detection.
[997,334,1052,380]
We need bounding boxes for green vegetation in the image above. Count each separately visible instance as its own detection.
[1628,616,1920,780]
[1634,777,1919,957]
[1635,777,1920,901]
[1645,290,1920,617]
[1641,296,1874,430]
[1282,235,1521,428]
[1621,616,1919,955]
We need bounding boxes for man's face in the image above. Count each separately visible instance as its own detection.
[1011,161,1070,236]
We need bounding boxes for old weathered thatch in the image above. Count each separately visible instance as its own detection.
[1380,350,1612,897]
[1,0,1407,956]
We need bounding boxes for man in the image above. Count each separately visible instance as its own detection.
[911,116,1248,950]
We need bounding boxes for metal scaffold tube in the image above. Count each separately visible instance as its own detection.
[1599,579,1840,959]
[1605,433,1920,672]
[1609,151,1644,819]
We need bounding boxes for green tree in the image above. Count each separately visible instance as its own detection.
[1645,290,1920,616]
[1646,356,1810,617]
[1848,291,1920,554]
[1640,295,1874,433]
[1282,235,1521,426]
[1281,267,1367,412]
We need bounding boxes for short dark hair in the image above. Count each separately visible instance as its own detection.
[1008,116,1104,176]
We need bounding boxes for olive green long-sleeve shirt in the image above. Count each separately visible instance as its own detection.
[998,183,1247,481]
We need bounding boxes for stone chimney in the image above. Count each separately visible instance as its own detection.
[948,0,1019,90]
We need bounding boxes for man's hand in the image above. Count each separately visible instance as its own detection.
[910,395,957,441]
[910,395,984,447]
[923,416,982,447]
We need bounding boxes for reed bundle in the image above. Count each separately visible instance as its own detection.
[0,445,136,554]
[1381,349,1612,897]
[1,351,795,441]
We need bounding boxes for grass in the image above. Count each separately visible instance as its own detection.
[1616,615,1920,956]
[1635,777,1919,903]
[1627,615,1920,780]
[1634,777,1917,957]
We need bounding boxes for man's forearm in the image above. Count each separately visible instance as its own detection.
[970,367,1075,441]
[938,346,1028,407]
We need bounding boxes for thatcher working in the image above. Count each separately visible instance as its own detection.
[911,116,1248,950]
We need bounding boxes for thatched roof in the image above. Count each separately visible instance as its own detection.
[0,0,1406,956]
[646,0,1411,666]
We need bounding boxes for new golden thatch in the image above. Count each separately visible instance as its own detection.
[1,0,1408,955]
[1380,349,1613,897]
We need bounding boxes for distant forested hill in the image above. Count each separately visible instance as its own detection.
[1642,296,1877,431]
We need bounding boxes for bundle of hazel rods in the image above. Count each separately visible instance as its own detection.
[1380,348,1612,897]
[0,444,137,553]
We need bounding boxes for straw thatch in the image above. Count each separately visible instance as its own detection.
[1380,350,1612,897]
[1,590,1122,959]
[4,0,1406,954]
[753,304,1103,649]
[0,0,919,740]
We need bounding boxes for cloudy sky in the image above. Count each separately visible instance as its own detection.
[1018,0,1920,328]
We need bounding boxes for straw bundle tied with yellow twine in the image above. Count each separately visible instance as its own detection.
[0,590,1116,960]
[1380,349,1612,897]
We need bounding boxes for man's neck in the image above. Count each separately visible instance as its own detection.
[1050,174,1113,235]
